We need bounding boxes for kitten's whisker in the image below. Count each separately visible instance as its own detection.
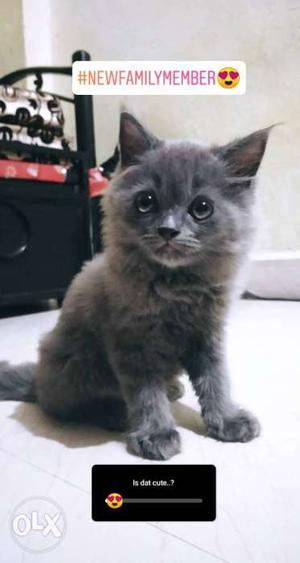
[227,176,255,184]
[175,239,200,248]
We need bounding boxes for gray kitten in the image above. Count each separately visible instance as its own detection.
[0,113,271,460]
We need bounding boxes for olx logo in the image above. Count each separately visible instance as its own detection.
[10,497,66,553]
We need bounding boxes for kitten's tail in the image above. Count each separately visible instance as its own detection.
[0,362,36,402]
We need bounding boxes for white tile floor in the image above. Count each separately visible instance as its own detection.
[0,299,299,563]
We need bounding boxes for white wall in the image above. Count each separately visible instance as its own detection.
[0,0,25,75]
[4,0,300,253]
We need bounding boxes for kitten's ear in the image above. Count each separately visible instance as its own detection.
[119,112,160,168]
[216,126,273,178]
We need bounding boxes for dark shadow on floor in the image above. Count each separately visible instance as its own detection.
[171,401,207,436]
[9,399,206,450]
[10,402,125,448]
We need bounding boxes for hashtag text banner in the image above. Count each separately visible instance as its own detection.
[72,60,246,96]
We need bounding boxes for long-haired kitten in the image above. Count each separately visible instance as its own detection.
[0,112,271,460]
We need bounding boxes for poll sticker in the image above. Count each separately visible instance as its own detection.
[92,465,216,521]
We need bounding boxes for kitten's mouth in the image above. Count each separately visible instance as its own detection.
[142,236,199,265]
[157,241,181,253]
[154,240,194,259]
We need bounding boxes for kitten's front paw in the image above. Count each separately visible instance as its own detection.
[127,428,181,460]
[206,409,261,443]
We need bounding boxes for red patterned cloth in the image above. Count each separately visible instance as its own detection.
[0,159,109,197]
[88,167,109,197]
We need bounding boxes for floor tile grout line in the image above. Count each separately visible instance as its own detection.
[0,446,90,495]
[218,505,254,563]
[1,446,231,562]
[146,522,231,563]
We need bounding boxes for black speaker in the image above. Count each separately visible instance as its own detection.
[0,179,93,305]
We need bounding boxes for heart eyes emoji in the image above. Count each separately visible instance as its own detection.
[105,492,123,509]
[217,67,240,89]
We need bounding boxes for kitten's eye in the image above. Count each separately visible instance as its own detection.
[189,197,213,221]
[135,191,157,214]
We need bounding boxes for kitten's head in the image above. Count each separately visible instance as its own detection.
[103,112,271,269]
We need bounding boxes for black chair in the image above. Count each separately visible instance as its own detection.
[0,50,103,306]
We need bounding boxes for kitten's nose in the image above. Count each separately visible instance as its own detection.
[157,226,179,241]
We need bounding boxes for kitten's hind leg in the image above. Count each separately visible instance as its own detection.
[37,370,127,431]
[36,330,127,431]
[38,371,128,431]
[63,396,128,431]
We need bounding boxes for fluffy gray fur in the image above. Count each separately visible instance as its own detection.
[0,112,271,459]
